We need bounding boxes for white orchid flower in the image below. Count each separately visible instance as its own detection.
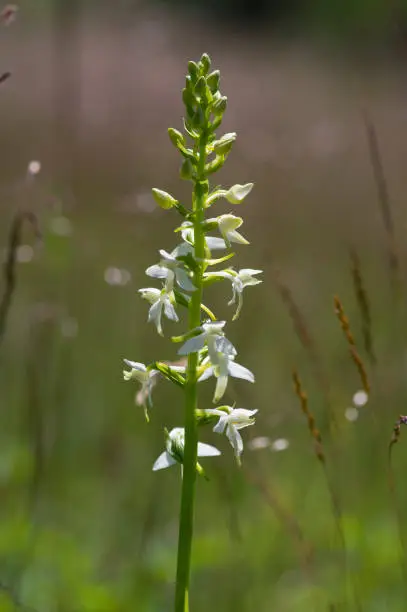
[198,353,254,402]
[204,268,262,320]
[146,249,196,292]
[153,427,221,476]
[178,321,236,362]
[204,406,258,464]
[123,360,159,422]
[139,287,178,336]
[207,214,249,248]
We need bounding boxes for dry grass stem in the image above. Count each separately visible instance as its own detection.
[0,210,41,346]
[349,248,376,366]
[292,369,325,464]
[333,295,370,394]
[363,111,400,291]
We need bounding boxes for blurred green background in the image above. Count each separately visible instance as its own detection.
[2,1,407,610]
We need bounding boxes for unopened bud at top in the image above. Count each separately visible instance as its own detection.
[199,53,211,75]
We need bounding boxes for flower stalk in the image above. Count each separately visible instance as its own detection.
[175,128,208,612]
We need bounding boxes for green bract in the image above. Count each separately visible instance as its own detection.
[121,54,262,612]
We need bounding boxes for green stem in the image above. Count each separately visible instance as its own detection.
[174,134,208,612]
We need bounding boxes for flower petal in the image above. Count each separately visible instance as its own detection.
[148,300,163,336]
[227,229,249,245]
[226,424,244,457]
[123,360,146,372]
[224,183,254,204]
[213,415,228,434]
[153,451,177,471]
[227,361,255,383]
[178,333,206,355]
[215,336,237,357]
[175,268,196,292]
[163,298,179,322]
[197,442,221,457]
[214,373,228,402]
[198,366,214,382]
[146,265,169,280]
[206,236,227,250]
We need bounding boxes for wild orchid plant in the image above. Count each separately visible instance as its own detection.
[123,54,261,612]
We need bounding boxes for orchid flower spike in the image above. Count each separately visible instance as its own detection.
[123,360,159,421]
[139,287,178,336]
[146,249,196,292]
[203,406,258,465]
[153,427,221,476]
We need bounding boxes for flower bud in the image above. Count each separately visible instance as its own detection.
[180,158,194,180]
[212,132,236,155]
[187,61,199,82]
[204,155,224,175]
[200,53,211,75]
[206,70,220,93]
[168,128,185,149]
[151,188,178,210]
[212,96,227,115]
[182,88,195,116]
[194,76,206,97]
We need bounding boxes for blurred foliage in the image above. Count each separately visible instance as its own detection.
[14,0,407,44]
[2,6,407,610]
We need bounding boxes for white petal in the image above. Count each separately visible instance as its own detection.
[175,268,196,292]
[123,360,146,371]
[205,236,227,250]
[146,265,169,279]
[214,374,228,402]
[215,336,237,357]
[139,288,161,304]
[239,268,262,278]
[202,321,226,333]
[227,229,249,245]
[153,451,177,471]
[227,361,255,383]
[178,334,206,355]
[159,249,176,263]
[163,298,179,322]
[213,415,228,434]
[148,300,163,335]
[225,183,254,204]
[226,425,244,457]
[197,442,221,457]
[231,408,258,429]
[198,366,214,382]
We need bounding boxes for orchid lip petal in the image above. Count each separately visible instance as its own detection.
[163,299,179,322]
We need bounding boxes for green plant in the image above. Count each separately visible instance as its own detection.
[122,53,261,611]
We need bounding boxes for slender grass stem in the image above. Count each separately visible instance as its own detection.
[174,135,208,612]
